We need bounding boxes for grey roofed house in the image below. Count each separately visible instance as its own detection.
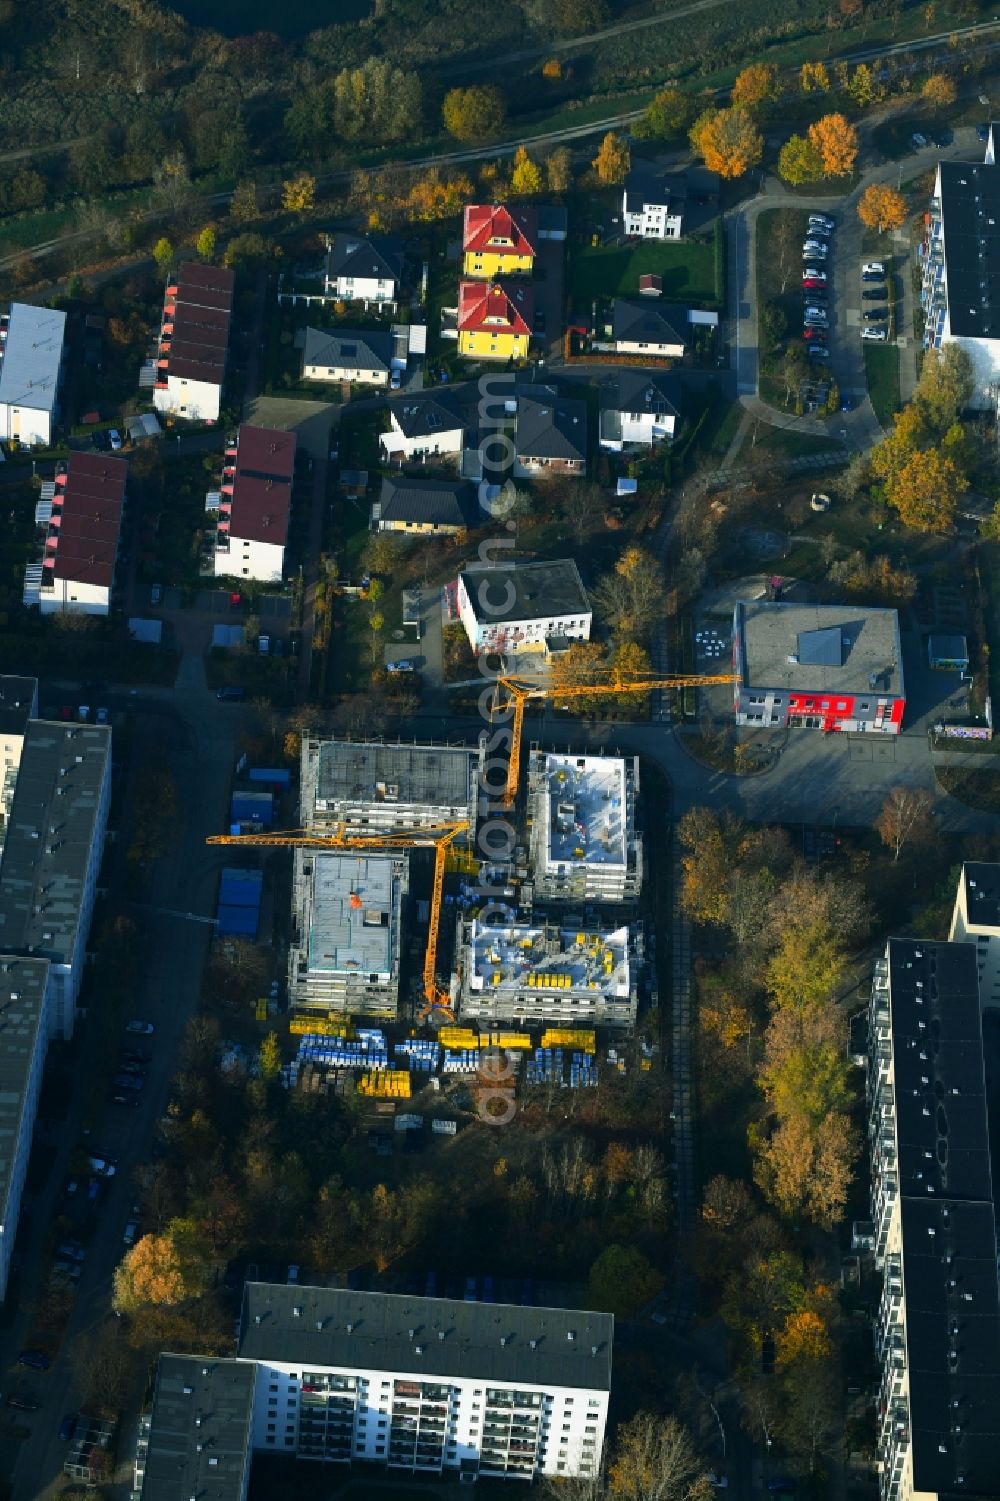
[386,389,467,440]
[326,233,403,288]
[623,167,682,215]
[376,476,478,530]
[459,558,590,625]
[599,369,681,442]
[137,1354,255,1501]
[0,721,110,966]
[612,299,687,348]
[239,1283,613,1392]
[514,392,588,463]
[302,325,394,375]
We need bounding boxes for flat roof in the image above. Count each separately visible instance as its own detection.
[459,559,590,625]
[0,956,49,1237]
[0,722,109,964]
[306,852,398,978]
[227,424,295,548]
[958,862,1000,929]
[736,600,903,697]
[0,677,37,739]
[239,1283,612,1392]
[887,939,993,1202]
[466,920,631,998]
[164,262,234,386]
[939,158,1000,341]
[139,1354,255,1501]
[0,303,65,413]
[311,740,477,816]
[535,754,629,872]
[49,452,127,589]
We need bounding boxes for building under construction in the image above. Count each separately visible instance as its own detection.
[288,850,407,1018]
[460,919,637,1028]
[528,750,641,904]
[300,738,481,838]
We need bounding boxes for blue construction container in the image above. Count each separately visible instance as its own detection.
[230,792,274,828]
[249,767,292,788]
[219,869,263,907]
[217,904,259,938]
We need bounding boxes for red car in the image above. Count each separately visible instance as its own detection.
[803,328,827,341]
[802,277,825,290]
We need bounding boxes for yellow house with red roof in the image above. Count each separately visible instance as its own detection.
[462,204,537,279]
[457,281,532,360]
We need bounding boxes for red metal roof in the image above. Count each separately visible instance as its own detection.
[227,424,296,548]
[50,452,126,588]
[458,280,532,336]
[161,262,234,386]
[463,204,537,258]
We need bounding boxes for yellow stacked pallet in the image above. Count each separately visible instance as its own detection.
[440,1026,479,1050]
[255,999,268,1022]
[489,1032,532,1050]
[289,1016,353,1037]
[541,1028,597,1053]
[357,1070,412,1099]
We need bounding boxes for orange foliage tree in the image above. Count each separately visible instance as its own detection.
[889,448,962,532]
[922,72,956,109]
[857,182,906,234]
[807,113,858,176]
[689,106,763,178]
[731,62,780,108]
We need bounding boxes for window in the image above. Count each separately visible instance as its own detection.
[267,1422,276,1432]
[266,1435,275,1445]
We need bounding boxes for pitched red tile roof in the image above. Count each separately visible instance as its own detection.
[50,452,127,589]
[162,261,234,387]
[458,281,532,337]
[228,424,296,547]
[462,204,537,258]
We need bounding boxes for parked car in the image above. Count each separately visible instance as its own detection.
[861,271,885,283]
[112,1073,143,1092]
[56,1242,85,1263]
[803,329,827,342]
[58,1413,76,1442]
[911,131,928,149]
[88,1155,117,1176]
[386,660,415,674]
[978,122,991,141]
[215,686,245,703]
[802,277,827,290]
[108,429,123,451]
[802,267,827,280]
[126,1020,155,1035]
[149,583,162,605]
[390,369,402,390]
[864,309,888,321]
[802,241,827,255]
[809,213,835,229]
[862,261,886,275]
[861,326,888,341]
[768,1479,797,1494]
[482,1275,495,1303]
[123,1222,138,1248]
[17,1350,50,1372]
[95,707,108,725]
[109,1092,141,1108]
[862,289,885,301]
[53,1260,82,1280]
[931,127,952,147]
[808,346,830,359]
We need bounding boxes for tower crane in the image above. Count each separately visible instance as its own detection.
[493,671,737,808]
[206,821,470,1024]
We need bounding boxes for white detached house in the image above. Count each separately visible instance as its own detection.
[622,170,684,241]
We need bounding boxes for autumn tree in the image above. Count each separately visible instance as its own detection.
[152,236,173,277]
[828,550,917,607]
[689,107,763,178]
[592,131,631,185]
[634,87,694,141]
[889,447,962,531]
[546,146,573,194]
[195,224,217,261]
[776,1307,833,1369]
[259,1031,282,1079]
[858,182,906,234]
[589,1244,664,1317]
[807,113,859,176]
[731,62,780,109]
[759,1004,853,1124]
[766,921,846,1012]
[113,1233,186,1313]
[229,179,258,223]
[608,1412,712,1501]
[549,641,611,714]
[923,72,957,109]
[847,62,879,107]
[442,85,506,141]
[591,546,665,642]
[405,167,476,222]
[510,145,543,196]
[778,134,824,185]
[542,58,562,79]
[282,172,316,215]
[755,1110,857,1226]
[677,806,734,925]
[913,343,974,430]
[876,786,935,861]
[800,60,830,92]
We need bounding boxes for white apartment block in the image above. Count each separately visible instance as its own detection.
[867,938,1000,1501]
[134,1354,255,1501]
[0,302,66,448]
[460,919,637,1028]
[152,262,234,424]
[0,957,52,1302]
[32,452,126,618]
[0,721,111,1040]
[456,559,591,658]
[0,677,38,855]
[949,861,1000,1009]
[300,739,481,841]
[237,1284,612,1482]
[288,850,407,1020]
[211,425,295,584]
[528,749,642,903]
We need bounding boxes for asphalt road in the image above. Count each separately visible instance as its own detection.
[2,672,243,1500]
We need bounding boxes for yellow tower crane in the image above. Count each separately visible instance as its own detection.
[206,821,470,1024]
[493,672,737,807]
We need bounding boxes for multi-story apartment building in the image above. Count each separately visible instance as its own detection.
[0,721,111,1039]
[948,861,1000,1009]
[0,302,66,447]
[0,676,38,854]
[920,128,1000,407]
[0,956,52,1301]
[300,739,481,841]
[867,939,1000,1501]
[210,424,295,583]
[456,559,591,658]
[133,1354,256,1500]
[288,849,407,1019]
[152,262,234,423]
[528,750,642,903]
[733,600,905,733]
[460,919,637,1028]
[29,452,127,617]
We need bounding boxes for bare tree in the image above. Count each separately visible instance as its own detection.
[875,786,935,863]
[75,1320,131,1410]
[608,1411,713,1501]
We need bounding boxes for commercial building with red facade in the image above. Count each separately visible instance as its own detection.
[732,601,905,734]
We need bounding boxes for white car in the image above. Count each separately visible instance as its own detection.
[108,429,122,451]
[123,1222,138,1248]
[803,239,827,252]
[862,261,886,275]
[803,270,828,282]
[386,660,415,674]
[809,214,835,229]
[861,326,888,341]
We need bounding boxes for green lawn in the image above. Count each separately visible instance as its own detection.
[863,342,901,429]
[567,237,717,305]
